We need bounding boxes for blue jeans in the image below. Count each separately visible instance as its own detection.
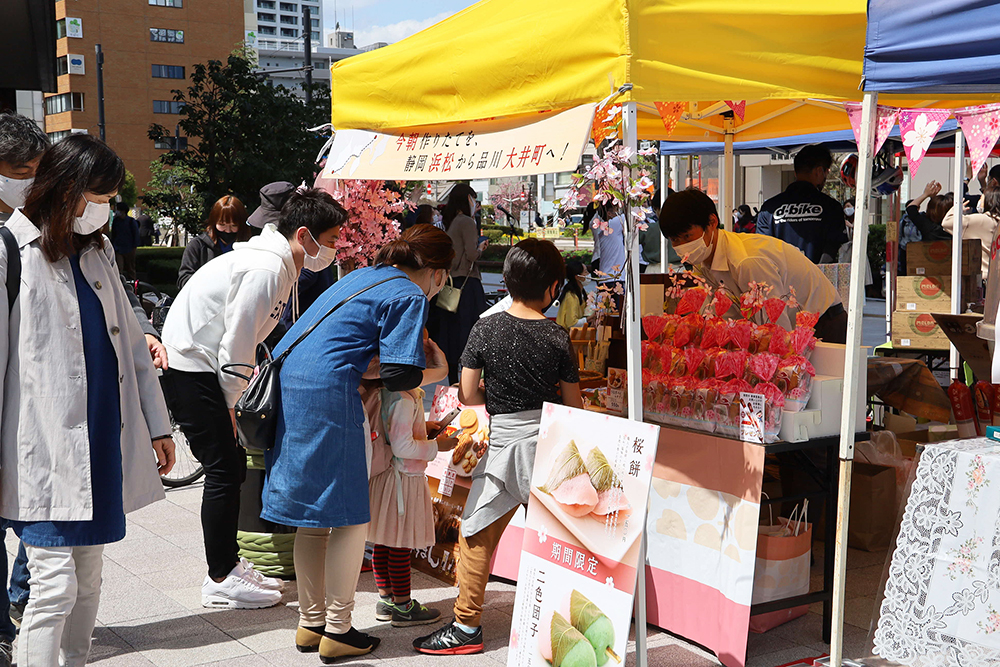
[9,541,28,607]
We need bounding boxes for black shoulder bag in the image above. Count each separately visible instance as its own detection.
[221,275,405,454]
[0,226,21,313]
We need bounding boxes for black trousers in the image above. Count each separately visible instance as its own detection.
[161,369,247,581]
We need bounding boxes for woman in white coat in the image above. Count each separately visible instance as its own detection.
[0,135,175,667]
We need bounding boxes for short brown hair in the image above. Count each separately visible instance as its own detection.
[926,193,954,225]
[205,195,251,243]
[374,223,455,270]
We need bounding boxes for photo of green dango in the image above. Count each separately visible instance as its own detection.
[550,611,597,667]
[570,590,620,666]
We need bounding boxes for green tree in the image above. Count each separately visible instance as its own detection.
[141,161,206,238]
[119,171,138,208]
[148,47,330,225]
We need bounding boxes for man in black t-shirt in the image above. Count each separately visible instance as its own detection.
[415,239,582,656]
[756,144,846,264]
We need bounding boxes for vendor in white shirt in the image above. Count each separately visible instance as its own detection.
[660,188,848,343]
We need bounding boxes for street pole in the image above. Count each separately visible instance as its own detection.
[303,6,313,103]
[95,44,106,142]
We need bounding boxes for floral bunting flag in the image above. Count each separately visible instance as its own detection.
[845,102,898,154]
[724,100,746,121]
[591,103,622,147]
[899,108,951,178]
[653,102,686,136]
[955,104,1000,176]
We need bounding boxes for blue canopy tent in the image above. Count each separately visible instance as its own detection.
[825,4,1000,666]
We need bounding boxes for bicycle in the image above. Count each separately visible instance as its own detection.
[125,279,206,488]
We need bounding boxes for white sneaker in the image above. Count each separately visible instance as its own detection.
[202,563,282,609]
[239,556,284,591]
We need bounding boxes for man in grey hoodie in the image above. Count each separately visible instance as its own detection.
[161,188,344,609]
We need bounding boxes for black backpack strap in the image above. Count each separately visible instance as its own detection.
[0,226,20,314]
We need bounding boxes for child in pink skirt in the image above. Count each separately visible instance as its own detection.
[369,385,457,626]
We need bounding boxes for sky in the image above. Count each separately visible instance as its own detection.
[321,0,477,47]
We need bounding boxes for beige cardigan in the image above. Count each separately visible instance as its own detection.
[942,204,998,278]
[446,214,482,280]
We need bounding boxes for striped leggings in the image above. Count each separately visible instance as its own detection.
[371,545,412,600]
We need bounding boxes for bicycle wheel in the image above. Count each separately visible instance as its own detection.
[161,414,205,488]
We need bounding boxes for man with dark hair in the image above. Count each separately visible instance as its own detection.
[661,188,847,342]
[0,112,49,223]
[756,144,847,264]
[111,200,140,280]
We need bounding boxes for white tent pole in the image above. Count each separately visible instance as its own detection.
[622,100,648,667]
[831,90,878,667]
[951,131,966,379]
[659,149,668,273]
[723,115,736,230]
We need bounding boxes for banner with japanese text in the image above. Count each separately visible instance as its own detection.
[321,105,595,181]
[508,404,659,667]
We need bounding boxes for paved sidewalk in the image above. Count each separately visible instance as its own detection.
[4,481,881,666]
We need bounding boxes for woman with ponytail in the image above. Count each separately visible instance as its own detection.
[262,223,453,662]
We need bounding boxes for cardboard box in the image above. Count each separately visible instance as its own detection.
[896,274,983,313]
[892,311,952,350]
[893,429,935,458]
[932,313,991,381]
[905,239,981,277]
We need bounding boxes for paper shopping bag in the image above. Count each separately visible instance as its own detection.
[749,517,812,633]
[847,462,896,552]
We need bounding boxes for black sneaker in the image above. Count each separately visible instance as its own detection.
[390,599,441,627]
[9,603,23,630]
[0,639,11,667]
[413,621,483,655]
[375,598,393,622]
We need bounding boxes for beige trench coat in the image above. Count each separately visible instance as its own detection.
[0,209,171,522]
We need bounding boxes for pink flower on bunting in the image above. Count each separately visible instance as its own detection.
[844,103,898,154]
[899,109,951,178]
[654,102,686,136]
[956,104,1000,176]
[724,100,746,121]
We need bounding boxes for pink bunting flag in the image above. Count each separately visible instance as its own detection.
[724,100,746,121]
[955,104,1000,176]
[898,108,951,178]
[654,102,686,136]
[845,102,899,155]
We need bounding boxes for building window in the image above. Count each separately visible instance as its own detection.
[280,28,297,37]
[150,28,185,43]
[154,136,188,150]
[45,93,84,115]
[309,18,319,27]
[47,130,73,142]
[153,100,184,114]
[279,2,297,11]
[257,12,275,22]
[259,25,275,34]
[280,15,297,24]
[56,56,69,76]
[149,0,183,6]
[257,0,275,7]
[310,31,319,41]
[152,64,185,78]
[56,19,66,39]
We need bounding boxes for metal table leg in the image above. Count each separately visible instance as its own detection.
[823,441,837,644]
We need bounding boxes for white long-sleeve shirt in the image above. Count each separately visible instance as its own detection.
[384,388,438,476]
[941,204,997,278]
[162,224,297,407]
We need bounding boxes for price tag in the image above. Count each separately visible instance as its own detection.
[906,303,916,310]
[916,267,925,275]
[437,468,457,497]
[901,338,911,346]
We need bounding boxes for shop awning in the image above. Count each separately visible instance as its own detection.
[863,0,1000,94]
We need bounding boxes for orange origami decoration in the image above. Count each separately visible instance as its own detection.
[654,102,686,136]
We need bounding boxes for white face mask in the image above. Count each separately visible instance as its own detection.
[303,229,337,272]
[0,175,33,209]
[74,199,110,235]
[844,205,855,218]
[674,230,713,265]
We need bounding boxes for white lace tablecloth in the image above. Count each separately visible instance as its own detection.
[874,438,1000,667]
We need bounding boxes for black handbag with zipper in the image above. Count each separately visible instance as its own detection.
[221,275,404,454]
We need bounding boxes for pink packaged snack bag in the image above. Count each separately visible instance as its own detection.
[642,315,668,343]
[775,355,816,412]
[700,317,727,349]
[716,378,752,437]
[789,326,817,358]
[673,312,705,348]
[682,348,707,377]
[757,382,786,442]
[747,352,781,385]
[767,326,791,357]
[697,347,726,380]
[716,350,749,380]
[694,378,724,429]
[763,298,786,325]
[676,287,709,316]
[648,375,670,414]
[727,319,753,350]
[642,340,662,373]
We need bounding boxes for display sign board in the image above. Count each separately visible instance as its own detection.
[321,104,595,181]
[66,54,85,75]
[66,17,83,38]
[508,404,659,667]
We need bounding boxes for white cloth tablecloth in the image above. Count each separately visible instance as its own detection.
[874,438,1000,666]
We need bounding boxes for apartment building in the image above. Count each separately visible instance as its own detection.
[253,0,320,48]
[46,0,246,189]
